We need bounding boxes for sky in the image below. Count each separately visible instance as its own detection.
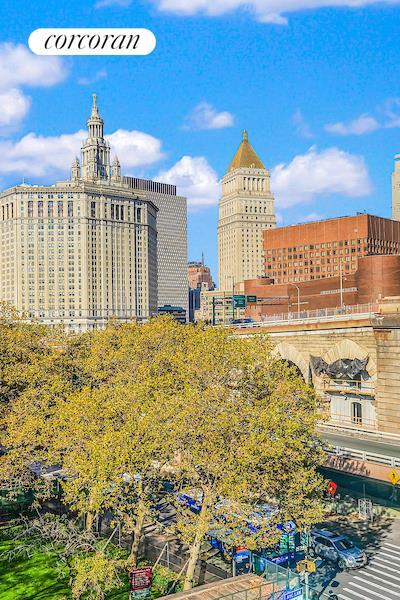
[0,1,400,281]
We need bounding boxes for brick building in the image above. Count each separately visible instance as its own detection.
[264,214,400,284]
[244,215,400,320]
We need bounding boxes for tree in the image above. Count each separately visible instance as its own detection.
[162,326,325,590]
[1,317,325,594]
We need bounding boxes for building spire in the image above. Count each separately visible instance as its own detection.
[80,94,110,180]
[226,129,265,173]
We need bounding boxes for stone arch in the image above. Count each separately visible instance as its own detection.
[272,342,310,382]
[323,339,377,380]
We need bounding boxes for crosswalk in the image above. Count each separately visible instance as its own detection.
[338,541,400,600]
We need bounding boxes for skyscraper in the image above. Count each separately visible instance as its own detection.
[0,95,187,330]
[218,131,276,291]
[392,153,400,221]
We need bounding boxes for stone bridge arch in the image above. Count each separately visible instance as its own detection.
[272,342,310,382]
[323,339,377,380]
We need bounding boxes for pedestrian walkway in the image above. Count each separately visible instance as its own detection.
[337,541,400,600]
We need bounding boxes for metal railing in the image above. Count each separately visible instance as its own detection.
[230,304,379,329]
[321,379,375,396]
[326,412,377,431]
[325,444,400,468]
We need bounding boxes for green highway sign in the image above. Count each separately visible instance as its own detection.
[246,295,257,303]
[233,294,246,308]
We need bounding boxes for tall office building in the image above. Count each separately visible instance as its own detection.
[0,95,187,330]
[218,130,276,291]
[392,154,400,221]
[123,177,187,317]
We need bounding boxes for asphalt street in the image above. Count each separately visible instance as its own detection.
[318,518,400,600]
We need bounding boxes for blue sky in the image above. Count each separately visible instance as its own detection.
[0,0,400,280]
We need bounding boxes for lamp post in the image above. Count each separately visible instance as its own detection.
[339,259,344,310]
[227,276,235,322]
[289,283,301,317]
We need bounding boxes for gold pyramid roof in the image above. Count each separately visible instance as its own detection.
[227,130,265,173]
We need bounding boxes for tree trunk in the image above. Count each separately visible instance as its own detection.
[183,488,211,591]
[86,511,94,532]
[128,493,147,568]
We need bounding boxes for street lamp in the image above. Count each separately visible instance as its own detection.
[288,283,301,317]
[227,275,235,322]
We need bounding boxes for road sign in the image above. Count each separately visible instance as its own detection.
[282,588,303,600]
[233,294,246,308]
[130,567,152,596]
[389,469,400,485]
[246,295,257,303]
[327,481,338,496]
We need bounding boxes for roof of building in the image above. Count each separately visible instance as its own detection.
[227,130,265,173]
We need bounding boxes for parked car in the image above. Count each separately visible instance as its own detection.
[310,529,367,569]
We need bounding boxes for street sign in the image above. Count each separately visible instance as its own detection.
[233,294,246,308]
[246,295,257,303]
[130,567,152,597]
[282,587,304,600]
[327,481,338,496]
[389,469,400,485]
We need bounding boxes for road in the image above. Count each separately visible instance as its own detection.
[317,518,400,600]
[322,431,400,459]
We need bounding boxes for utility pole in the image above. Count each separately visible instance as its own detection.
[289,284,300,317]
[339,259,344,310]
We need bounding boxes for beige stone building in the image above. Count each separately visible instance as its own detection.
[0,95,168,331]
[392,153,400,221]
[218,131,276,291]
[195,288,245,325]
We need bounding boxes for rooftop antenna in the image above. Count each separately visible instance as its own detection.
[201,252,205,267]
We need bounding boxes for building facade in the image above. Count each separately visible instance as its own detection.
[188,260,214,322]
[245,254,400,320]
[195,288,245,325]
[392,153,400,221]
[0,95,187,330]
[123,177,188,317]
[218,130,276,292]
[263,214,400,285]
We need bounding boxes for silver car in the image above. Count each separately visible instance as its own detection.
[310,529,367,569]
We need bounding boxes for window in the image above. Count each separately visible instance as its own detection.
[28,201,33,218]
[48,201,53,217]
[68,201,73,217]
[38,201,43,217]
[352,402,362,425]
[91,201,96,218]
[58,202,63,217]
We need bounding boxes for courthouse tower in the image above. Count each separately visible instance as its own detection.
[218,131,276,291]
[392,154,400,221]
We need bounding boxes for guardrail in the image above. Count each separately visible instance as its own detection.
[326,445,400,468]
[326,413,377,431]
[229,304,380,329]
[321,379,375,396]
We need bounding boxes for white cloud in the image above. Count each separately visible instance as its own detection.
[0,43,67,134]
[325,114,379,136]
[271,146,372,208]
[95,0,132,6]
[0,129,164,179]
[150,0,400,25]
[292,109,313,139]
[77,70,107,86]
[157,156,220,209]
[183,102,234,131]
[0,43,67,90]
[382,97,400,129]
[0,89,31,130]
[108,129,165,168]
